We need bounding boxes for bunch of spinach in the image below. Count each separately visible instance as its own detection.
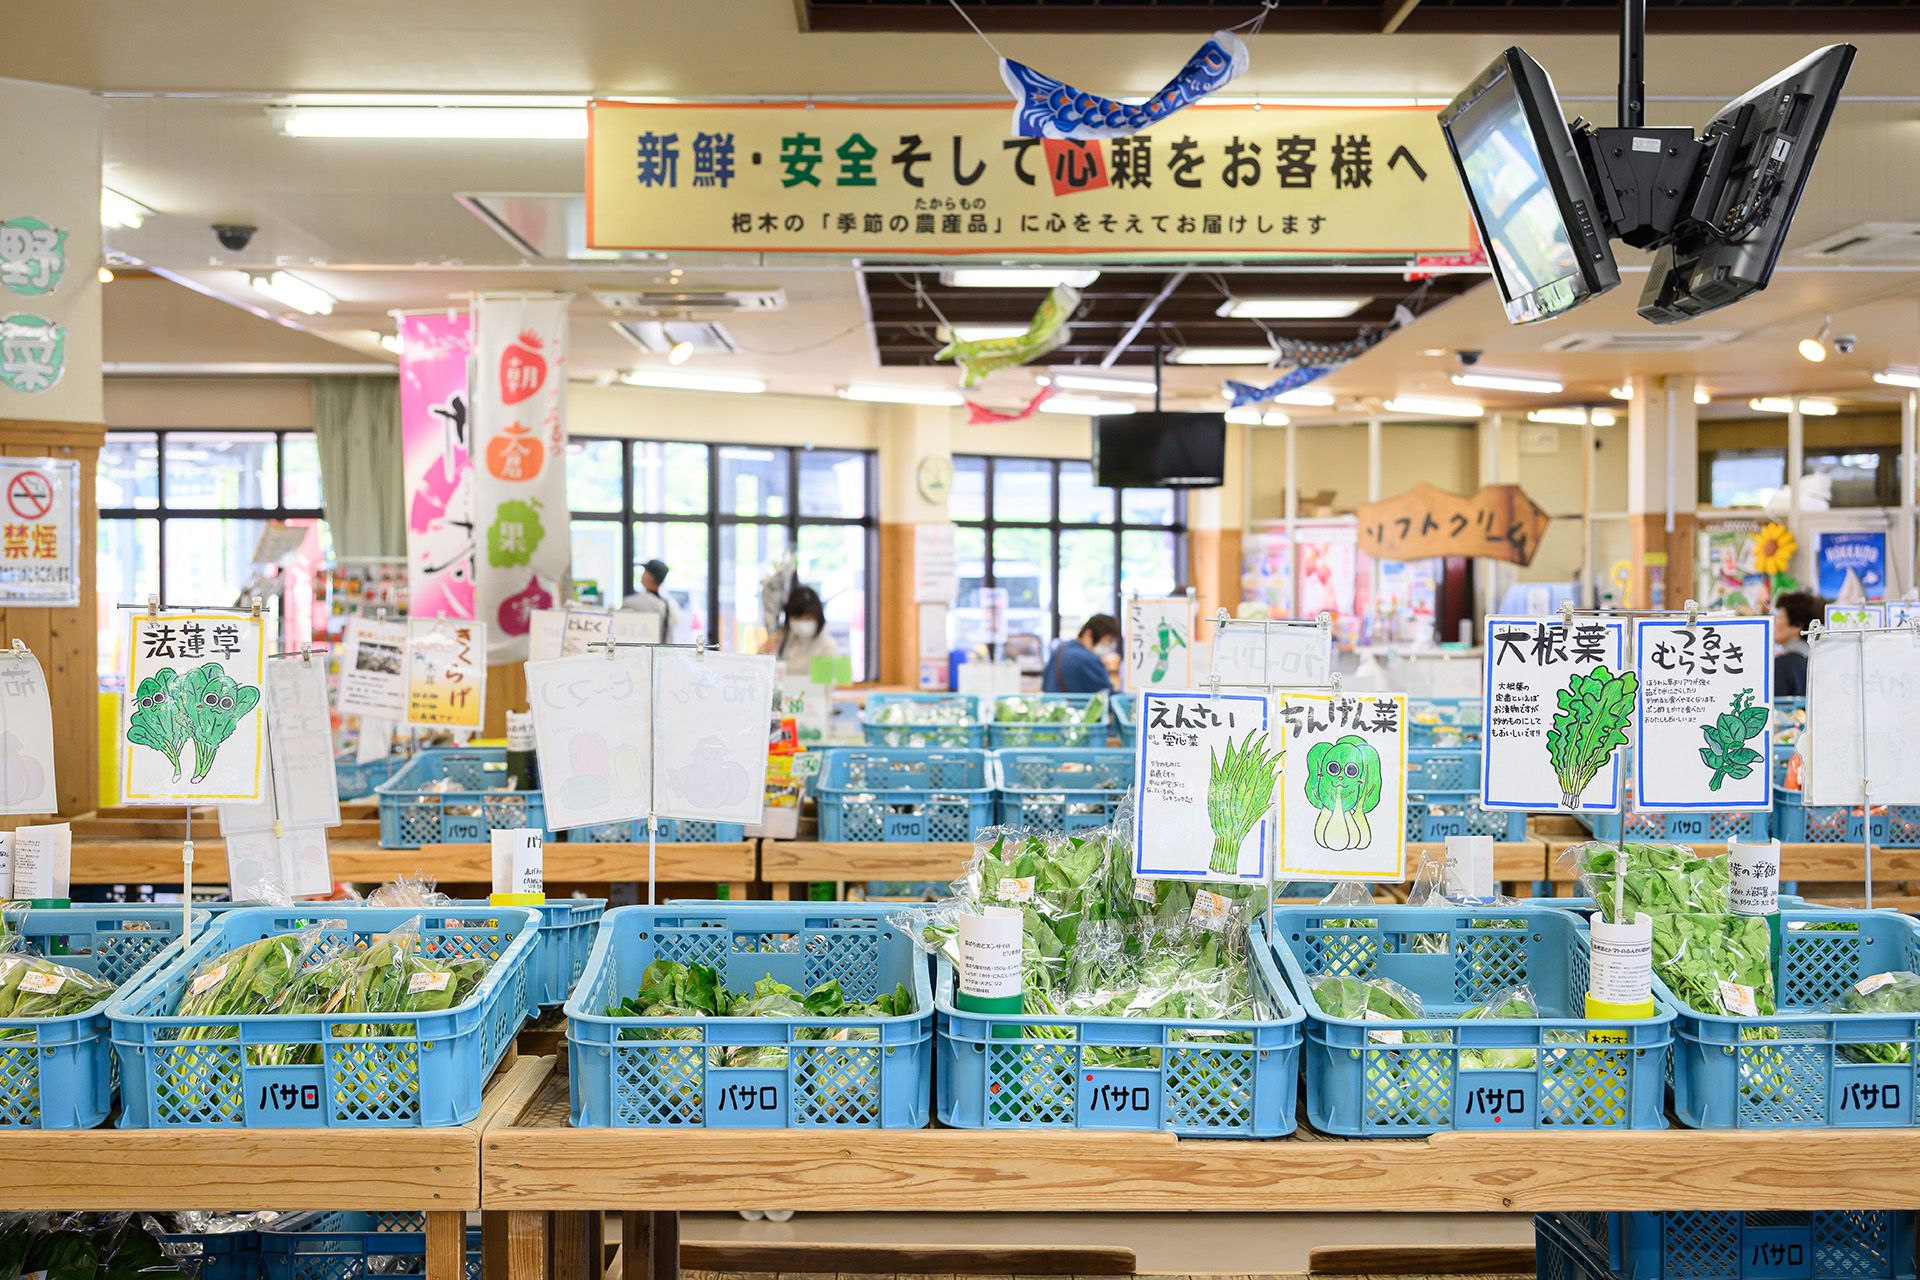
[1650,913,1776,1016]
[1826,970,1920,1064]
[1699,689,1770,791]
[1570,841,1729,922]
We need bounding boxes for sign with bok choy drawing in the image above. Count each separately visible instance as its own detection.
[1633,616,1772,812]
[1132,690,1274,884]
[1275,692,1407,882]
[1480,616,1629,813]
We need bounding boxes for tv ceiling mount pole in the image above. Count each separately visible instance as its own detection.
[1574,0,1701,250]
[1618,0,1643,128]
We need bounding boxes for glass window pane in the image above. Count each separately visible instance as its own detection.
[719,446,789,518]
[1804,451,1887,508]
[950,525,988,650]
[1121,486,1175,526]
[799,449,868,519]
[567,439,625,513]
[1059,461,1114,525]
[797,524,869,682]
[1706,450,1785,508]
[571,521,622,605]
[993,457,1053,523]
[165,433,277,510]
[1121,529,1178,597]
[991,527,1053,643]
[950,456,986,523]
[1058,530,1117,638]
[97,518,159,679]
[98,433,158,510]
[282,433,322,510]
[164,518,264,607]
[632,521,709,638]
[719,523,789,655]
[632,442,709,516]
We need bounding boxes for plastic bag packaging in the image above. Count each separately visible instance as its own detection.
[1650,912,1775,1016]
[1562,840,1726,922]
[1406,850,1524,911]
[171,921,333,1022]
[1309,973,1445,1042]
[365,872,453,911]
[329,916,489,1033]
[0,953,115,1027]
[1317,880,1375,910]
[230,876,294,909]
[1458,983,1540,1069]
[1826,970,1920,1063]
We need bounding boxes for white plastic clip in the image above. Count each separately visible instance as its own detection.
[1214,607,1230,625]
[1684,598,1700,631]
[8,639,23,655]
[1209,670,1221,700]
[1331,671,1343,698]
[1559,599,1575,629]
[147,593,159,621]
[606,637,618,661]
[696,638,707,661]
[302,644,312,667]
[250,595,264,623]
[1316,611,1331,633]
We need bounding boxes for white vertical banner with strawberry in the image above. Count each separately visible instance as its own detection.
[472,293,572,664]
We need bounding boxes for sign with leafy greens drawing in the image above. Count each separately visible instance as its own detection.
[1633,616,1773,812]
[1132,690,1274,884]
[1275,692,1407,882]
[1481,616,1630,813]
[120,610,266,804]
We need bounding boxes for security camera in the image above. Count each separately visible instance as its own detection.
[1835,334,1858,355]
[212,224,256,252]
[1457,349,1483,366]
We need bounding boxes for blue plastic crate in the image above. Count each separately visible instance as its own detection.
[0,906,206,1129]
[107,905,537,1128]
[158,1223,264,1280]
[1269,905,1676,1136]
[987,694,1111,749]
[1773,787,1920,845]
[862,693,985,749]
[992,747,1133,833]
[1575,808,1771,843]
[261,1212,480,1280]
[1112,694,1139,749]
[815,747,994,842]
[1659,907,1920,1128]
[936,919,1303,1137]
[335,751,407,802]
[562,817,747,843]
[1408,697,1482,748]
[1405,794,1530,842]
[1538,1209,1917,1280]
[566,903,934,1128]
[449,898,604,1009]
[375,749,545,848]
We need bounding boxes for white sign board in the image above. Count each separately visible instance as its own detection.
[1633,617,1773,812]
[10,822,68,900]
[1209,619,1332,689]
[0,650,57,814]
[1826,603,1885,631]
[406,617,486,729]
[914,523,957,604]
[265,657,343,829]
[336,616,409,721]
[1125,595,1194,691]
[0,457,79,607]
[780,674,832,747]
[1887,601,1920,628]
[1803,630,1920,806]
[526,652,654,830]
[655,650,776,825]
[1481,616,1629,813]
[121,610,266,804]
[1131,690,1275,884]
[1275,692,1409,882]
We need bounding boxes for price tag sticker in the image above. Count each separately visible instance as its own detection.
[1190,888,1233,932]
[1717,979,1760,1017]
[18,970,64,996]
[1134,877,1157,904]
[1857,972,1897,997]
[408,971,453,995]
[996,876,1035,904]
[189,963,230,996]
[1364,1008,1404,1044]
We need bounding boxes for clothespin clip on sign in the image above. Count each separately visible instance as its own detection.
[147,593,159,621]
[1558,599,1574,630]
[1684,598,1700,632]
[301,644,312,667]
[1331,671,1343,698]
[696,637,707,662]
[250,595,264,626]
[9,639,23,655]
[606,637,618,662]
[1316,611,1331,633]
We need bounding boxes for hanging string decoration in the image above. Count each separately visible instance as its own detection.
[966,383,1057,424]
[935,285,1080,387]
[1000,30,1250,141]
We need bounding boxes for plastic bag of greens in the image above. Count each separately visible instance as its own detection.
[1458,984,1541,1069]
[170,922,332,1025]
[1563,840,1727,922]
[1650,912,1775,1016]
[0,952,115,1027]
[1827,970,1920,1064]
[329,917,489,1038]
[1311,974,1444,1042]
[366,872,453,910]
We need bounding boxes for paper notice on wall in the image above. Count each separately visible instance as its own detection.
[914,523,957,604]
[11,822,68,900]
[406,617,487,730]
[121,610,267,804]
[1209,618,1332,689]
[1125,596,1194,691]
[1480,615,1629,813]
[527,651,653,830]
[0,650,57,814]
[1632,616,1772,813]
[1804,629,1920,806]
[266,658,342,829]
[1276,692,1408,882]
[337,616,410,721]
[1132,690,1275,884]
[655,650,776,825]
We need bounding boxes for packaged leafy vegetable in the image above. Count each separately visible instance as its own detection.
[1564,840,1728,922]
[0,952,115,1032]
[1826,970,1920,1064]
[1650,912,1775,1016]
[1458,984,1540,1069]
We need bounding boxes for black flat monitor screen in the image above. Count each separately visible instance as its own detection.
[1095,412,1225,489]
[1448,71,1581,308]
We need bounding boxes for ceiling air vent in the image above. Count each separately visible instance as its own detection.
[611,320,738,356]
[592,288,786,314]
[1542,330,1736,353]
[1795,222,1920,264]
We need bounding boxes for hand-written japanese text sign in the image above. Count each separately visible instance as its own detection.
[527,651,653,831]
[1481,616,1628,813]
[407,617,487,730]
[1132,691,1274,884]
[1209,618,1331,689]
[587,102,1472,257]
[121,610,266,804]
[1276,692,1407,882]
[1357,483,1549,566]
[1633,617,1772,812]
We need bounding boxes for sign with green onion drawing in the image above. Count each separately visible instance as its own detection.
[1276,692,1407,882]
[120,610,266,804]
[1633,616,1773,812]
[1132,690,1275,884]
[1481,616,1628,813]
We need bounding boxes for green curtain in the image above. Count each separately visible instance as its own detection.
[311,376,405,560]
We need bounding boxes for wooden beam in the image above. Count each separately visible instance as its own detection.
[679,1242,1136,1275]
[67,838,757,885]
[759,839,972,883]
[1311,1246,1536,1275]
[1380,0,1424,33]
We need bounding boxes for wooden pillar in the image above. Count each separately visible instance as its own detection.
[621,1211,678,1280]
[0,420,104,816]
[878,522,916,686]
[424,1211,468,1280]
[484,660,528,738]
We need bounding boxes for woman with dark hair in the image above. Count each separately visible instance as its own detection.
[760,584,842,677]
[1773,589,1822,697]
[1042,614,1120,693]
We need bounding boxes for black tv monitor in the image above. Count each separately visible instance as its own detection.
[1095,412,1226,489]
[1440,48,1620,325]
[1639,43,1855,324]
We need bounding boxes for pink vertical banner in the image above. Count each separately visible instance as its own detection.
[399,313,475,620]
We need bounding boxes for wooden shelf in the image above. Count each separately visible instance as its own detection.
[1406,841,1547,883]
[68,838,757,885]
[759,840,973,884]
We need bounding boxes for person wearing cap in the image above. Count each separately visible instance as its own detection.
[622,558,683,642]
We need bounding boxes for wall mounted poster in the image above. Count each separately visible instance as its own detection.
[1803,630,1920,808]
[120,609,266,804]
[1481,615,1629,813]
[1209,618,1331,689]
[406,617,486,730]
[1633,616,1773,812]
[1132,690,1274,884]
[0,457,79,607]
[1816,530,1887,602]
[1125,595,1193,691]
[1275,692,1408,882]
[336,615,409,721]
[0,650,56,814]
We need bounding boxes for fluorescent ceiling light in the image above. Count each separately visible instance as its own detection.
[1171,347,1275,366]
[1593,410,1617,427]
[622,369,765,395]
[1271,388,1336,407]
[1874,367,1920,389]
[1385,396,1482,419]
[1610,384,1632,401]
[250,271,334,316]
[839,385,963,406]
[1749,396,1839,416]
[667,340,694,365]
[1224,407,1263,425]
[942,324,1029,342]
[1039,396,1136,416]
[1694,388,1712,405]
[379,333,402,355]
[1049,372,1156,396]
[1452,372,1563,394]
[270,106,587,139]
[939,268,1100,289]
[101,187,153,229]
[1222,408,1290,426]
[97,267,114,284]
[1526,408,1590,426]
[1216,297,1370,320]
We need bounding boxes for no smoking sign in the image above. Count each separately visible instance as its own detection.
[7,471,51,521]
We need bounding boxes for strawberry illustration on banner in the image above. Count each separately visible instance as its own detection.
[473,293,572,663]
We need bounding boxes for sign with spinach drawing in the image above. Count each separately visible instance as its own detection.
[1633,616,1773,812]
[1481,616,1629,813]
[120,611,266,804]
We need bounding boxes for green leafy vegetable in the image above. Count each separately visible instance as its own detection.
[179,662,261,784]
[0,954,115,1036]
[1304,734,1383,853]
[1699,688,1770,791]
[1827,970,1920,1064]
[1458,985,1540,1069]
[1547,666,1638,809]
[1573,841,1729,922]
[1206,728,1282,873]
[126,668,189,781]
[1650,912,1775,1016]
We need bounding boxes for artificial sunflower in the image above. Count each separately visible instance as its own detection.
[1753,522,1797,575]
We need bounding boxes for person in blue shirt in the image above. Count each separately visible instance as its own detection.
[1042,614,1120,693]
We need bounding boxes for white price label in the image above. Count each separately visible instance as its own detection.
[1190,888,1233,933]
[407,970,452,995]
[17,970,64,996]
[1717,979,1760,1017]
[1133,877,1158,904]
[189,963,230,996]
[997,876,1035,904]
[1856,972,1897,997]
[1363,1008,1403,1044]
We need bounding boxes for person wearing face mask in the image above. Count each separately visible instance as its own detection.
[1043,614,1120,694]
[760,584,841,677]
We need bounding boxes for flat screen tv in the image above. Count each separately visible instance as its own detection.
[1440,47,1620,325]
[1094,412,1226,489]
